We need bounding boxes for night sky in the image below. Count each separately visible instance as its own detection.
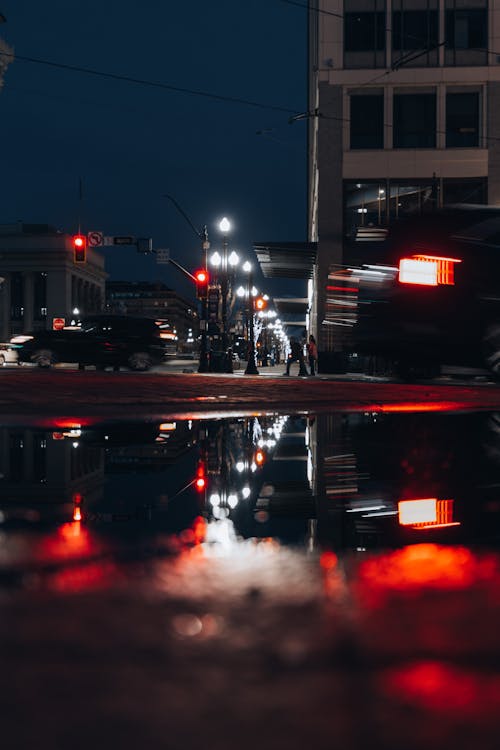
[0,1,308,300]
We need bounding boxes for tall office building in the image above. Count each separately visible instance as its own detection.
[308,0,499,368]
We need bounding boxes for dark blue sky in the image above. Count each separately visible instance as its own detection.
[0,1,308,300]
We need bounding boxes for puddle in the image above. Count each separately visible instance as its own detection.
[1,410,500,561]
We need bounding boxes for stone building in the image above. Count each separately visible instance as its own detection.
[0,223,106,340]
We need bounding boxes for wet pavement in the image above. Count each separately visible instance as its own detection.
[2,362,500,422]
[2,409,500,748]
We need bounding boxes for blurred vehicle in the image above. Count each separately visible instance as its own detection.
[11,315,169,371]
[348,206,500,379]
[0,343,19,366]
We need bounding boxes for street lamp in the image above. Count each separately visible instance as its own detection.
[218,217,231,361]
[243,261,259,375]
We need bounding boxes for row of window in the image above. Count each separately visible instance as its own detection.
[344,178,486,237]
[350,90,479,149]
[344,7,487,66]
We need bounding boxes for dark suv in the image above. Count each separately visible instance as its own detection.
[349,207,500,379]
[12,315,169,371]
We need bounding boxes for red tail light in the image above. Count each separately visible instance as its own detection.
[398,498,460,529]
[398,255,461,286]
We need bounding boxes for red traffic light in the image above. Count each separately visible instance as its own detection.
[194,268,209,298]
[73,234,87,263]
[194,460,207,492]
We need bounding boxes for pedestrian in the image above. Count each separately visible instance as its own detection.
[284,337,308,376]
[307,334,318,376]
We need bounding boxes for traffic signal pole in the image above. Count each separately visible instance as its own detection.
[162,195,211,374]
[199,226,210,373]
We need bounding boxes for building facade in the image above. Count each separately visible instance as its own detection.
[308,0,500,367]
[0,223,106,340]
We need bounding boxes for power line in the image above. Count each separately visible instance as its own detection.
[0,49,298,115]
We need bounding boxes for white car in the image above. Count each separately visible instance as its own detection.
[0,343,19,366]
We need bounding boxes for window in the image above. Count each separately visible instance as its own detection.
[344,12,386,52]
[392,9,438,66]
[389,182,439,218]
[445,9,486,49]
[442,178,486,205]
[10,272,24,320]
[344,181,388,238]
[446,92,479,148]
[393,92,436,148]
[350,93,384,149]
[34,272,47,321]
[445,8,487,65]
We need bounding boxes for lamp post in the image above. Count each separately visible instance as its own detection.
[243,261,259,375]
[197,224,211,372]
[211,218,239,373]
[218,217,230,357]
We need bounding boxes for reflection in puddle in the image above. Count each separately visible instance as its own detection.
[3,410,500,562]
[4,410,500,743]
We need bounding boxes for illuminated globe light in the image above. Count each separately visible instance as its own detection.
[219,217,231,233]
[210,251,222,267]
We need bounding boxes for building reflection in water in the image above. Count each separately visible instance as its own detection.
[2,410,500,554]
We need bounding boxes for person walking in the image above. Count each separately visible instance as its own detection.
[284,337,308,376]
[307,335,318,376]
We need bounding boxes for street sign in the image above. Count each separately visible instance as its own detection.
[87,231,103,247]
[52,317,65,331]
[137,238,153,254]
[113,236,135,245]
[156,248,170,264]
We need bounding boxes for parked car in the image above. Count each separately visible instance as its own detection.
[11,315,169,371]
[0,343,19,366]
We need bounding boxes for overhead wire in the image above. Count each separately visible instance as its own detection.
[282,0,500,145]
[0,49,298,115]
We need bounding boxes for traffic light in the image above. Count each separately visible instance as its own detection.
[194,460,207,492]
[194,268,209,299]
[73,234,87,263]
[255,296,267,311]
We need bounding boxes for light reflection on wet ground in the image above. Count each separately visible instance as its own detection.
[2,411,500,747]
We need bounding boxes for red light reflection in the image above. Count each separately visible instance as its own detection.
[356,544,500,608]
[381,661,500,718]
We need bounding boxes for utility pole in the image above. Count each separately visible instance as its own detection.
[163,194,210,373]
